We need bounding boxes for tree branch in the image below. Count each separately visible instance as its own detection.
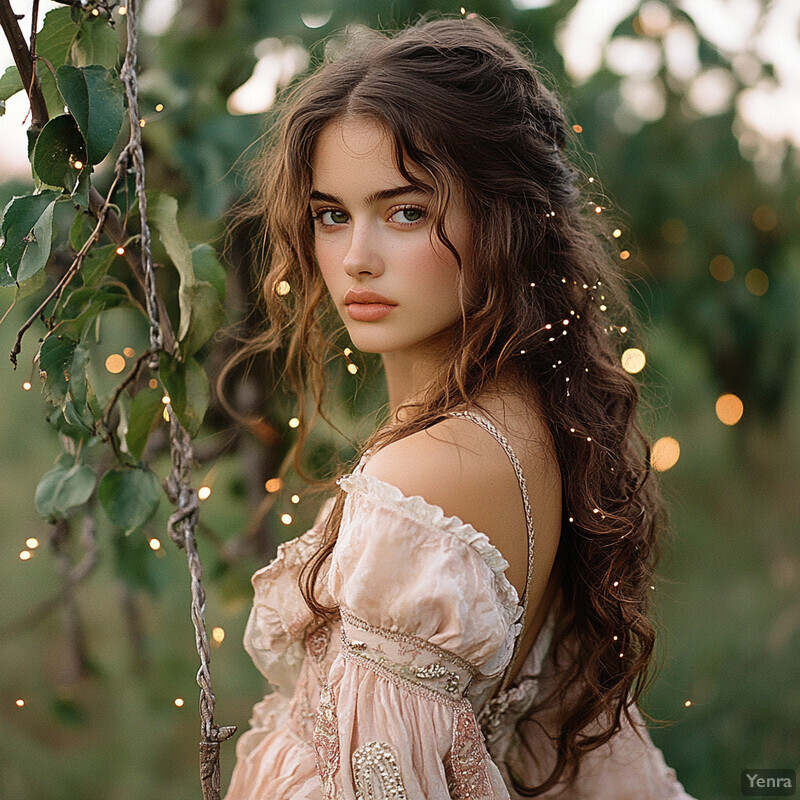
[0,0,48,132]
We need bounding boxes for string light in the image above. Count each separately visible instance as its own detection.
[162,407,169,422]
[573,124,583,133]
[594,206,603,214]
[613,580,619,587]
[684,700,693,707]
[620,251,630,260]
[118,6,127,14]
[26,537,39,549]
[174,698,184,707]
[288,417,300,428]
[149,538,161,551]
[22,381,31,391]
[265,478,283,493]
[568,516,574,522]
[19,550,32,561]
[155,103,164,112]
[91,7,100,15]
[275,280,291,296]
[73,160,84,170]
[212,627,225,643]
[281,513,293,525]
[139,119,146,128]
[347,363,358,375]
[612,229,622,238]
[115,245,125,256]
[16,699,25,707]
[161,395,171,404]
[619,325,628,334]
[198,486,211,500]
[344,347,352,356]
[613,635,619,641]
[291,494,300,504]
[149,378,158,389]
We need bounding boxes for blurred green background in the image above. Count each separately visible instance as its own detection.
[1,0,799,798]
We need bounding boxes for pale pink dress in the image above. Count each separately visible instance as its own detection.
[224,412,696,799]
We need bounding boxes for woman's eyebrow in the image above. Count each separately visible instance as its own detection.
[309,184,432,205]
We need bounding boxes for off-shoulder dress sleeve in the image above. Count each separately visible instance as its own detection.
[314,473,522,800]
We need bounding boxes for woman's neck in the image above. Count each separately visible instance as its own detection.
[381,351,440,420]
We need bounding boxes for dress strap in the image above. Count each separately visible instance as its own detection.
[449,410,535,692]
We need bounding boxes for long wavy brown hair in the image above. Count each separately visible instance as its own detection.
[219,14,666,795]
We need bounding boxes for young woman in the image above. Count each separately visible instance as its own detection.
[221,15,696,799]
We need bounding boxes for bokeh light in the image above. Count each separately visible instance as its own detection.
[621,348,646,373]
[651,436,680,471]
[710,254,734,282]
[716,393,744,425]
[745,268,769,295]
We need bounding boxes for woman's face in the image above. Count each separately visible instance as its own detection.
[309,117,470,363]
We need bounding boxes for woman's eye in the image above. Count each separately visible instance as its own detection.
[314,209,348,226]
[390,206,426,225]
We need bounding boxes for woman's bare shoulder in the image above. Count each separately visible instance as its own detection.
[361,406,561,598]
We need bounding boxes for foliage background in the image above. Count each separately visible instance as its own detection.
[1,1,799,798]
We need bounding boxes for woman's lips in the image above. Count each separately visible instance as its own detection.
[344,289,397,322]
[345,302,396,322]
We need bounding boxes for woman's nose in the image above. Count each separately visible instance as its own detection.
[342,222,384,278]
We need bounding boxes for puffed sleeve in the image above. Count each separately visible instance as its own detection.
[313,473,522,800]
[243,496,336,694]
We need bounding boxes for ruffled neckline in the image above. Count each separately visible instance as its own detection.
[336,470,522,623]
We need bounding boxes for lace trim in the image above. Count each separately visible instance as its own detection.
[336,473,520,612]
[341,647,466,709]
[449,703,494,800]
[340,607,478,675]
[352,741,408,800]
[340,622,472,699]
[313,682,340,800]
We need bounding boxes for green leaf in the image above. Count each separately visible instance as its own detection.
[68,343,90,409]
[34,8,82,118]
[71,14,120,69]
[98,466,161,533]
[0,190,61,286]
[69,209,92,252]
[32,115,87,192]
[147,192,194,283]
[35,463,96,519]
[80,243,119,286]
[146,196,226,357]
[62,397,93,432]
[37,333,78,405]
[179,280,224,357]
[159,354,209,437]
[191,244,227,301]
[0,65,22,103]
[57,65,124,165]
[14,266,47,300]
[61,283,128,336]
[112,529,166,595]
[125,388,164,460]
